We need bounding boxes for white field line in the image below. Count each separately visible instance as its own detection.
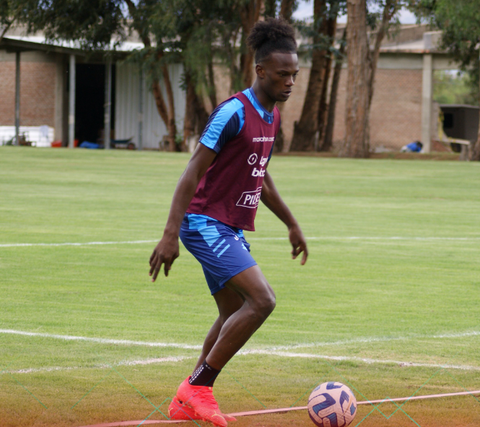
[238,349,480,371]
[2,329,479,374]
[0,240,158,248]
[0,329,201,350]
[4,356,196,375]
[2,329,479,351]
[4,351,479,375]
[2,236,480,248]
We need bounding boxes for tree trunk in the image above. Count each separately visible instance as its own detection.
[207,56,217,109]
[183,73,196,152]
[240,0,262,89]
[316,17,337,150]
[290,0,328,152]
[341,0,370,158]
[471,75,480,160]
[280,0,296,22]
[367,0,399,109]
[322,26,347,152]
[125,0,178,151]
[316,56,332,150]
[161,64,177,151]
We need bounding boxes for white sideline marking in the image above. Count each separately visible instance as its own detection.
[2,236,480,247]
[4,351,479,375]
[5,356,195,375]
[2,329,479,350]
[238,349,480,372]
[2,329,479,374]
[0,240,158,248]
[263,330,480,351]
[0,329,201,350]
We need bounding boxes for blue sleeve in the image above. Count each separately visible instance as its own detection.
[199,98,245,153]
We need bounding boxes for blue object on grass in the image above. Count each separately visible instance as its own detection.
[79,141,101,149]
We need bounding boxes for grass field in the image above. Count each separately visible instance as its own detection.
[1,147,479,427]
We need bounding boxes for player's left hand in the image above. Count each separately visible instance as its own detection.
[289,224,308,265]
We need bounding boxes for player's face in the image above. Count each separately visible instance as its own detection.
[257,52,299,104]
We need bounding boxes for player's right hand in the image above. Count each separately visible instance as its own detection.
[149,237,179,281]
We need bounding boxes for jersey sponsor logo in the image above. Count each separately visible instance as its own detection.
[251,167,266,177]
[247,153,258,165]
[236,187,262,209]
[252,136,275,143]
[247,154,269,167]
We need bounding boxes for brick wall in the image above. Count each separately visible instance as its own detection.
[0,51,56,127]
[332,68,423,151]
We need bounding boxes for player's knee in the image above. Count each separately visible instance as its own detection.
[254,292,276,320]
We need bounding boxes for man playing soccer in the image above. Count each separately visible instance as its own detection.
[149,17,308,426]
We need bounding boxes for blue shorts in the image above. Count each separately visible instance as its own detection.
[179,214,257,294]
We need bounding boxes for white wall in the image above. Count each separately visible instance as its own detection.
[0,125,54,147]
[115,62,185,150]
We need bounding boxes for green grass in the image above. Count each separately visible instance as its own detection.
[1,147,479,427]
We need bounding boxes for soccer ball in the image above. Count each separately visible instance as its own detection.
[307,382,357,427]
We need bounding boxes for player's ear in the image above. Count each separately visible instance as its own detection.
[255,63,265,79]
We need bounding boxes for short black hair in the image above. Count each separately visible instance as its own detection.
[247,17,297,64]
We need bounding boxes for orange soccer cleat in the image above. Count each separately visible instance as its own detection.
[168,395,237,422]
[176,376,235,426]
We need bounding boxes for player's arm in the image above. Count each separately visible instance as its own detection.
[261,170,308,265]
[149,144,217,281]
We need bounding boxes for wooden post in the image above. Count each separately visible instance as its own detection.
[104,59,112,150]
[15,51,20,146]
[138,68,143,151]
[421,53,433,153]
[68,54,76,148]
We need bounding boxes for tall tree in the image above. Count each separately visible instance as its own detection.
[315,15,336,150]
[341,0,370,157]
[320,25,347,152]
[290,0,344,152]
[239,0,263,88]
[127,0,180,151]
[341,0,402,157]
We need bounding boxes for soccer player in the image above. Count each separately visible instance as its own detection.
[149,17,308,427]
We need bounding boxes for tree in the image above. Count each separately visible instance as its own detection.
[321,25,347,152]
[412,0,480,160]
[341,0,370,157]
[1,0,17,43]
[290,0,344,152]
[341,0,402,157]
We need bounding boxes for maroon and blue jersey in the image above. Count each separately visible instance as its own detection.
[187,88,281,231]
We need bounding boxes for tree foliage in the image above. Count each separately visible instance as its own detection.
[289,0,346,152]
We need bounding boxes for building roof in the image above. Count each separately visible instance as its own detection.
[0,34,144,56]
[380,31,444,54]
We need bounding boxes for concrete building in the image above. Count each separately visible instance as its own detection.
[0,30,184,150]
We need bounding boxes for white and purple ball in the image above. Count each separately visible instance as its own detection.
[307,382,357,427]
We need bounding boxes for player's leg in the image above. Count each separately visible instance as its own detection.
[193,285,245,371]
[175,266,274,423]
[170,286,243,423]
[204,264,275,370]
